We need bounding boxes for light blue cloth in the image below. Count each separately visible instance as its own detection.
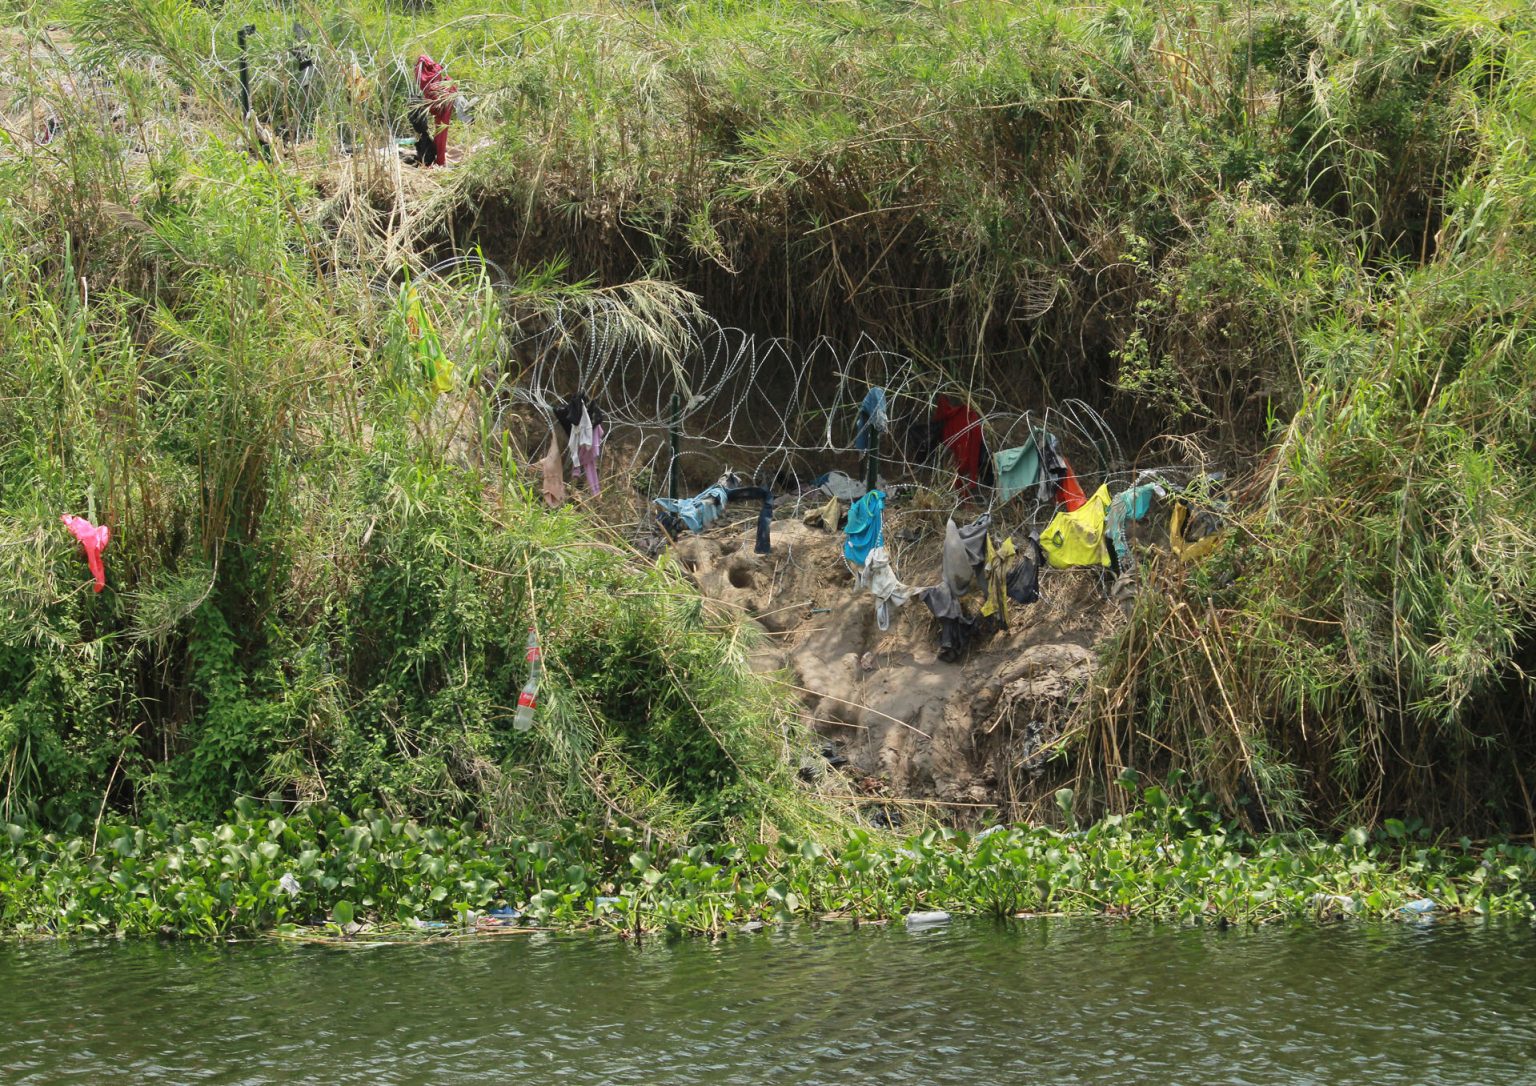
[853,387,888,452]
[1106,484,1161,567]
[654,485,730,534]
[843,489,885,566]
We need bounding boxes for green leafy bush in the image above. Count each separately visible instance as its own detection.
[4,787,1532,939]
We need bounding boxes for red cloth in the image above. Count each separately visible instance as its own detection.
[934,395,984,494]
[415,54,456,165]
[1055,456,1087,511]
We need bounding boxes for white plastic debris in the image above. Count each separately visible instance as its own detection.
[1309,893,1357,914]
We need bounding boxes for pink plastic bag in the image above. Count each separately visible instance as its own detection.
[60,514,110,592]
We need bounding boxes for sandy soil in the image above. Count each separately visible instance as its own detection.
[669,495,1125,812]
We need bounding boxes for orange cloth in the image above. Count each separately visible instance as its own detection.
[1055,456,1087,511]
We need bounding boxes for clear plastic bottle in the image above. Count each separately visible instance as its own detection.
[514,627,541,732]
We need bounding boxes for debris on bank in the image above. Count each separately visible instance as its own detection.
[526,385,1236,819]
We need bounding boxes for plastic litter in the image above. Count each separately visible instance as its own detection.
[400,283,455,395]
[1400,898,1437,915]
[60,514,110,592]
[904,910,952,929]
[477,906,525,931]
[1310,892,1357,915]
[514,628,541,731]
[816,470,867,502]
[278,872,302,897]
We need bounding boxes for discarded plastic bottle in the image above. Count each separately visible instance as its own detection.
[514,627,541,732]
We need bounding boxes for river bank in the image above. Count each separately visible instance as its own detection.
[5,791,1534,940]
[4,0,1536,863]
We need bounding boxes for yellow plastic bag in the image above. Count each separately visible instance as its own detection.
[816,494,841,531]
[1040,484,1112,569]
[1169,501,1225,564]
[402,284,456,396]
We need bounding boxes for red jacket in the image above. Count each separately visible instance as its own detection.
[415,54,456,163]
[934,395,984,494]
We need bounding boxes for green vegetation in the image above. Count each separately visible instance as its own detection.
[0,119,801,838]
[3,0,1536,876]
[5,780,1533,939]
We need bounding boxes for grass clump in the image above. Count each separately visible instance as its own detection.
[1077,14,1536,834]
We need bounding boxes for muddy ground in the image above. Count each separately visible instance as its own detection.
[668,494,1126,816]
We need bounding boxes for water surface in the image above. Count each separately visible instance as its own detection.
[5,919,1535,1084]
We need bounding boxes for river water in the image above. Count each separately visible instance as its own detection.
[4,919,1535,1084]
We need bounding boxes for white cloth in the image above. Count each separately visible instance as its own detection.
[863,546,911,632]
[568,406,594,474]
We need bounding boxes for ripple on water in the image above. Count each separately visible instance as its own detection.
[3,920,1536,1085]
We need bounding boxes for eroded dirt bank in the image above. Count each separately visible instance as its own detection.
[671,504,1121,816]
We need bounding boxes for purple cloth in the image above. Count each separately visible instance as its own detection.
[578,424,603,495]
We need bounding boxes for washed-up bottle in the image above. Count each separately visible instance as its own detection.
[514,627,541,731]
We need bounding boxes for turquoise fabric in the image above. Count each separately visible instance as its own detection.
[993,437,1042,504]
[1105,484,1160,567]
[843,490,886,566]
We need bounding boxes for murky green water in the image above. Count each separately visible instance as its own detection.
[5,919,1536,1084]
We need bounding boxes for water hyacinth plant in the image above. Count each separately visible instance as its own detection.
[3,781,1532,940]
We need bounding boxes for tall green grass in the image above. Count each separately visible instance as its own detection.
[3,0,1536,834]
[1084,8,1536,832]
[0,91,811,838]
[24,0,1468,429]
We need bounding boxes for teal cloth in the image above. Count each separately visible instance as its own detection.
[1106,484,1160,567]
[994,438,1042,503]
[843,490,885,566]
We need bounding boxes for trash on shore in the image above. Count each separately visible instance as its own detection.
[1309,893,1357,917]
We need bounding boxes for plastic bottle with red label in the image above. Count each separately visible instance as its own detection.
[514,628,541,731]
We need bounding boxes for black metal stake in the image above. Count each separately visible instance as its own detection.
[669,392,682,500]
[238,25,256,116]
[864,430,880,491]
